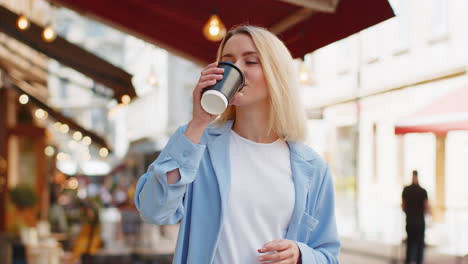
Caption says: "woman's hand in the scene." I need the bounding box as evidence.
[257,239,301,264]
[191,61,225,126]
[185,62,224,144]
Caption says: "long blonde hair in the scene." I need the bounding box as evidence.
[215,25,306,142]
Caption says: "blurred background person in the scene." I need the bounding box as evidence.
[402,170,431,264]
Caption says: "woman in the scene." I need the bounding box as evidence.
[135,25,340,263]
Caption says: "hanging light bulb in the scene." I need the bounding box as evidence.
[203,10,226,42]
[17,15,30,31]
[299,56,313,85]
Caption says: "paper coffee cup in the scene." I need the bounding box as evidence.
[201,61,245,115]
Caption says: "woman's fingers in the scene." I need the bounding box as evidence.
[257,239,300,263]
[196,79,217,91]
[199,74,223,83]
[201,67,224,76]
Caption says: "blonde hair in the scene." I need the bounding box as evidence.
[215,25,307,142]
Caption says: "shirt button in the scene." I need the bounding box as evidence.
[182,151,190,157]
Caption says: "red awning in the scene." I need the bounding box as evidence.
[394,85,468,135]
[50,0,394,65]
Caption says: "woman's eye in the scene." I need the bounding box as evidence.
[246,61,258,64]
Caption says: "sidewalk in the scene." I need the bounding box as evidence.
[340,237,468,264]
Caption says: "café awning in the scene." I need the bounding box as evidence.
[395,85,468,135]
[0,5,136,103]
[50,0,394,65]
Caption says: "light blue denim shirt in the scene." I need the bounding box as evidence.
[135,120,340,263]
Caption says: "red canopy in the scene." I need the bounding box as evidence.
[395,85,468,135]
[50,0,394,65]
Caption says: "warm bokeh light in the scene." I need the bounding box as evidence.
[67,177,79,189]
[44,146,55,157]
[54,122,62,130]
[59,124,69,133]
[203,14,226,42]
[121,94,131,105]
[73,131,83,141]
[82,136,92,146]
[99,147,109,158]
[17,15,30,31]
[42,25,57,42]
[35,109,48,120]
[19,94,29,104]
[299,60,313,85]
[57,152,69,161]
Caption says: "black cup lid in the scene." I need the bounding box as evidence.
[218,61,245,89]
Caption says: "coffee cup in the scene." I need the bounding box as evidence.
[201,61,245,115]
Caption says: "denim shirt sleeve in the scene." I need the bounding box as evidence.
[296,165,341,263]
[134,124,206,225]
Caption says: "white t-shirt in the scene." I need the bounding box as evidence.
[213,130,295,264]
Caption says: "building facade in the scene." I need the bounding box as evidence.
[302,0,468,253]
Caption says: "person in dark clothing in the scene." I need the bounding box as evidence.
[402,170,431,264]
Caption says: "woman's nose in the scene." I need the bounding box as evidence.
[233,61,246,75]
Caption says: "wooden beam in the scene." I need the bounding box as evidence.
[278,0,339,13]
[270,8,317,34]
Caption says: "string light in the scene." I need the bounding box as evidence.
[82,136,92,146]
[17,1,31,31]
[99,147,109,158]
[35,109,48,120]
[19,94,29,104]
[59,124,69,133]
[73,131,83,141]
[57,152,69,161]
[121,94,131,105]
[42,5,57,42]
[203,10,226,42]
[54,122,62,130]
[17,15,30,31]
[42,25,57,42]
[44,146,55,157]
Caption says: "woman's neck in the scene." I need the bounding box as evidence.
[232,101,279,143]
